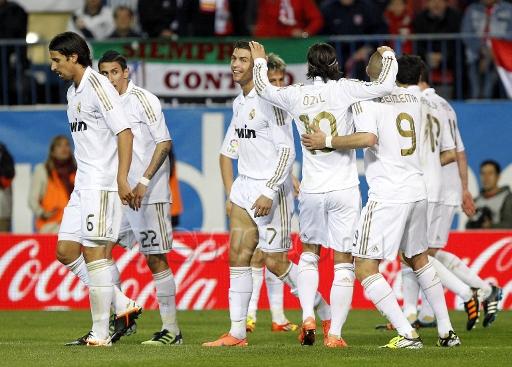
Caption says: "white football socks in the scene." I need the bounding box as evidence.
[247,267,264,321]
[362,273,415,339]
[266,269,287,324]
[106,259,134,315]
[329,263,354,337]
[414,261,453,337]
[87,259,114,341]
[401,264,419,322]
[153,268,179,335]
[297,252,319,321]
[434,250,492,298]
[228,267,252,340]
[418,290,435,322]
[65,254,90,286]
[281,260,330,321]
[430,256,473,302]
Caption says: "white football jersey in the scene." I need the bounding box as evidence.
[253,52,398,193]
[121,81,172,204]
[437,94,465,206]
[420,88,456,203]
[220,88,295,200]
[353,87,426,203]
[66,67,133,191]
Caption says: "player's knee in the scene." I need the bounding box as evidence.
[354,257,376,282]
[146,254,168,273]
[56,242,80,265]
[298,251,319,271]
[265,253,289,276]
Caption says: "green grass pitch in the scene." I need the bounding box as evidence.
[0,310,510,367]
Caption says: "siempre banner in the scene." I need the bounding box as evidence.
[90,38,321,97]
[0,232,510,311]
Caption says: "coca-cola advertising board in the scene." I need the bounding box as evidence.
[0,232,510,310]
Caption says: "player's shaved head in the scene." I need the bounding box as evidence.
[366,51,382,82]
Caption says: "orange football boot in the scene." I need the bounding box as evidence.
[202,333,248,347]
[298,317,316,346]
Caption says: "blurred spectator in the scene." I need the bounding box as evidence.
[384,0,413,54]
[68,0,115,40]
[168,147,183,228]
[107,0,139,11]
[181,0,250,36]
[0,142,14,232]
[138,0,180,38]
[413,0,461,94]
[0,0,29,105]
[253,0,324,38]
[461,0,512,99]
[466,160,512,229]
[320,0,387,79]
[109,6,141,38]
[29,136,76,233]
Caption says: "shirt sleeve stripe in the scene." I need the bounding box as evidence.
[272,106,286,126]
[89,75,113,111]
[376,57,392,84]
[266,147,290,189]
[255,63,266,94]
[132,89,158,123]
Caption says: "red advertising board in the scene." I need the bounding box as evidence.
[0,232,510,310]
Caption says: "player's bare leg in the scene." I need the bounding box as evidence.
[203,203,258,347]
[355,256,422,349]
[404,252,461,347]
[56,241,89,285]
[141,253,182,345]
[324,251,353,348]
[246,249,265,332]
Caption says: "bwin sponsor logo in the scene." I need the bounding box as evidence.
[235,125,256,138]
[70,120,88,132]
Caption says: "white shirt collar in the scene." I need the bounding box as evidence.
[75,66,92,94]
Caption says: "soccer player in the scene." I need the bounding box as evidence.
[49,32,135,346]
[219,53,330,334]
[302,54,461,348]
[203,40,300,347]
[251,41,397,347]
[98,51,182,345]
[407,64,503,330]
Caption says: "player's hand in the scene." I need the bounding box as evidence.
[225,198,233,217]
[118,180,135,209]
[292,175,300,198]
[251,195,273,218]
[131,183,147,211]
[249,41,267,61]
[301,125,327,151]
[377,46,394,56]
[462,189,476,217]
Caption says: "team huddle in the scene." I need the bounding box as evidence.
[48,31,502,349]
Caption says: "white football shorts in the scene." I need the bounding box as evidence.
[230,175,294,253]
[58,189,122,247]
[118,202,173,255]
[353,199,428,261]
[429,204,457,249]
[298,186,361,253]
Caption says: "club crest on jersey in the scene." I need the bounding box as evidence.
[249,109,256,120]
[235,125,256,139]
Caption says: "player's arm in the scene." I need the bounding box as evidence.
[341,47,398,102]
[302,101,378,150]
[97,82,134,206]
[254,122,295,218]
[131,94,172,209]
[250,42,299,113]
[440,149,456,166]
[219,118,238,217]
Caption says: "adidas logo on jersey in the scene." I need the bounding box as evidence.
[235,125,256,139]
[70,120,88,132]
